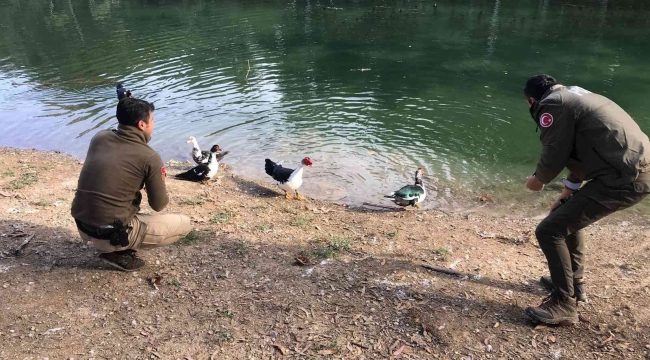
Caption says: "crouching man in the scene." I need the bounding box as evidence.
[71,97,192,271]
[523,74,650,325]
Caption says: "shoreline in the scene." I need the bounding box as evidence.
[1,147,649,359]
[2,144,648,224]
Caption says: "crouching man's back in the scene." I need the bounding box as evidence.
[72,97,191,271]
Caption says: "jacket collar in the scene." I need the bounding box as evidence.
[539,84,565,102]
[115,124,151,144]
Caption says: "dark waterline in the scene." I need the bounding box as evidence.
[1,0,650,210]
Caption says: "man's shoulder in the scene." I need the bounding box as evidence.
[91,128,116,141]
[91,129,161,163]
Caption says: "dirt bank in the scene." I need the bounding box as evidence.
[0,148,649,359]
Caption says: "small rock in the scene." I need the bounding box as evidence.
[2,283,9,288]
[485,344,493,352]
[28,282,34,285]
[131,320,137,327]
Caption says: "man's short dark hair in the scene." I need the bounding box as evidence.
[116,97,155,127]
[524,74,561,100]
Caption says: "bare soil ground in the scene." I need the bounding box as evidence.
[1,148,649,360]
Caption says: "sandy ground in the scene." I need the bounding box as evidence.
[0,147,649,360]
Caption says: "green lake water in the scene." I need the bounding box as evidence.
[1,0,650,213]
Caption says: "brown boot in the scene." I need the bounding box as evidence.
[525,292,578,326]
[99,250,145,272]
[540,276,587,302]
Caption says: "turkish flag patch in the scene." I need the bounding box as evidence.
[161,166,167,181]
[539,113,554,128]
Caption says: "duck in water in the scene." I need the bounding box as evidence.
[385,168,426,209]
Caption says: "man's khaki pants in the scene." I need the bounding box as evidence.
[535,175,648,300]
[78,214,192,253]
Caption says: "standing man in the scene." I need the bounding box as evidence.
[72,96,192,271]
[523,74,650,325]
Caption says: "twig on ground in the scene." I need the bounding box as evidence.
[362,202,402,210]
[14,233,34,256]
[421,263,462,276]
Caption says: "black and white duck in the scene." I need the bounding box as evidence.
[116,84,132,100]
[385,168,426,208]
[187,136,229,164]
[264,157,313,200]
[175,145,221,182]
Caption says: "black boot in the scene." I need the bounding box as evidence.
[99,250,145,272]
[525,292,578,326]
[540,276,587,302]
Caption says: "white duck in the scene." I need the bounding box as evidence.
[175,146,221,182]
[187,136,229,164]
[264,157,313,200]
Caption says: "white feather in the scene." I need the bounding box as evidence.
[206,152,219,179]
[277,164,304,193]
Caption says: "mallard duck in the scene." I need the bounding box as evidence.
[187,136,229,164]
[175,146,221,182]
[264,157,313,200]
[385,168,426,208]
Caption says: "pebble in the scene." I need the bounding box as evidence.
[2,283,8,288]
[28,282,34,285]
[131,320,137,327]
[486,344,493,352]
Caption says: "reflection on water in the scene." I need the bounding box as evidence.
[1,0,650,209]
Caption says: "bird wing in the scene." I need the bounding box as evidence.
[272,164,294,183]
[264,159,277,176]
[264,159,294,183]
[393,185,424,200]
[175,164,210,181]
[216,150,230,161]
[192,150,209,164]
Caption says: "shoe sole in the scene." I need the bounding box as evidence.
[525,309,578,326]
[99,257,143,272]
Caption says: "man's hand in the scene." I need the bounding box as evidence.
[550,187,575,213]
[525,175,545,191]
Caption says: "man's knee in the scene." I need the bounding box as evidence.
[177,215,192,236]
[535,220,566,245]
